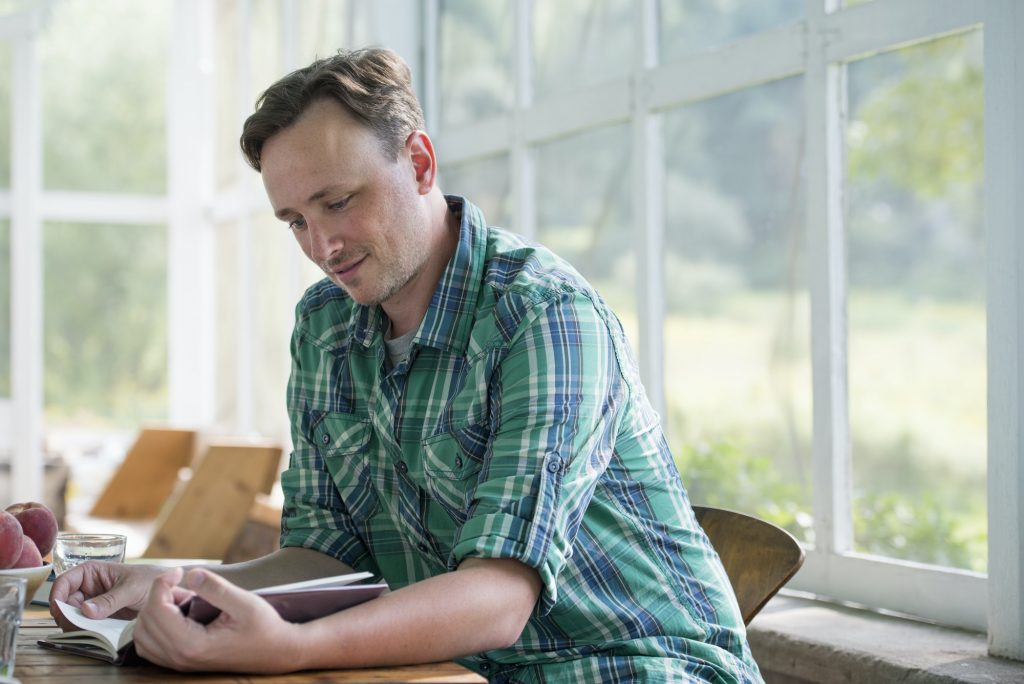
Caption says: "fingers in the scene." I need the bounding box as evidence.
[50,561,163,621]
[182,569,260,621]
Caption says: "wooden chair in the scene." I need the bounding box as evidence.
[89,428,198,519]
[142,441,282,560]
[692,505,805,625]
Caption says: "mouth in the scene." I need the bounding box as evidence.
[326,255,367,282]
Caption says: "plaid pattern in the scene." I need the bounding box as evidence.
[280,197,763,683]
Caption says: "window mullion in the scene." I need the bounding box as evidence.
[984,0,1024,661]
[511,0,534,239]
[631,0,663,414]
[10,16,44,503]
[805,0,852,556]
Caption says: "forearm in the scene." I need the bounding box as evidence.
[210,547,354,590]
[294,558,541,670]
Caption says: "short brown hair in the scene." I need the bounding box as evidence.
[239,47,425,171]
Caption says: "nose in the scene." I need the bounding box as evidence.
[305,217,344,263]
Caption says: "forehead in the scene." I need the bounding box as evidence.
[259,99,388,206]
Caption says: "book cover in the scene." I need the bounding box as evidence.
[38,571,386,664]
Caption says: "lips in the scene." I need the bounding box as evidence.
[328,255,367,282]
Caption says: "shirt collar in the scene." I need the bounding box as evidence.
[350,195,485,355]
[414,195,486,355]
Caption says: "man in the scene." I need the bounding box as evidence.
[52,48,763,682]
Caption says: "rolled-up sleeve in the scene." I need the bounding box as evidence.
[451,289,623,614]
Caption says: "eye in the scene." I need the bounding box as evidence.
[288,216,307,232]
[328,196,350,211]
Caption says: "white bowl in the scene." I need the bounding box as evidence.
[0,563,53,608]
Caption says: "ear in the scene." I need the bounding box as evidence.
[405,131,438,195]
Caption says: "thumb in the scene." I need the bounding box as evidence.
[183,569,259,620]
[82,588,131,620]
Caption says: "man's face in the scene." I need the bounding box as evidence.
[260,98,429,308]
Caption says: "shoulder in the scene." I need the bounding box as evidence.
[480,226,593,307]
[472,226,624,349]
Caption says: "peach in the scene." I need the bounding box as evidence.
[0,512,23,569]
[12,534,42,569]
[5,502,58,557]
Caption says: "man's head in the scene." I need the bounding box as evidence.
[240,47,425,170]
[249,49,456,331]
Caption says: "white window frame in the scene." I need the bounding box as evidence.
[424,0,1022,659]
[3,0,217,493]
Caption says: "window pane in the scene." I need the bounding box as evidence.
[252,213,293,443]
[0,41,10,188]
[440,155,512,231]
[250,0,283,113]
[439,0,513,128]
[215,0,242,190]
[40,0,169,193]
[0,220,8,396]
[533,0,632,100]
[663,77,811,544]
[535,125,637,352]
[297,0,373,62]
[214,221,239,430]
[43,223,167,426]
[847,31,985,571]
[659,0,803,63]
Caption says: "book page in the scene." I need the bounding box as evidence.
[255,571,374,595]
[53,600,135,652]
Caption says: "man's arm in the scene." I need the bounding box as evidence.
[131,556,542,673]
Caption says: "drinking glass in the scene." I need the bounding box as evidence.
[52,533,127,575]
[0,576,26,678]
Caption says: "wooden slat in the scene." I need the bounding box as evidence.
[89,428,198,519]
[142,443,282,560]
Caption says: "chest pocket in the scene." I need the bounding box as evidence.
[421,421,489,525]
[315,412,380,523]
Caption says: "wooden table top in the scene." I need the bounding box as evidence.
[14,617,486,683]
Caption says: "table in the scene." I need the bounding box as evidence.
[14,618,486,683]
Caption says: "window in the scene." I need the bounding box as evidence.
[428,0,1020,659]
[662,76,812,544]
[846,32,985,571]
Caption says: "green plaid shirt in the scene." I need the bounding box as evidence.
[280,197,763,683]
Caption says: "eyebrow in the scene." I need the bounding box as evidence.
[273,186,340,220]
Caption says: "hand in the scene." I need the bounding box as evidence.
[132,567,305,673]
[49,561,165,628]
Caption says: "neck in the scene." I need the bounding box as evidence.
[381,192,458,338]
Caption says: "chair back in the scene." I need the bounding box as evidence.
[692,505,805,624]
[89,428,197,519]
[142,441,282,560]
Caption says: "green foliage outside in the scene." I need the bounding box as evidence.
[672,426,986,571]
[664,30,986,572]
[39,0,169,193]
[673,435,812,542]
[42,223,168,427]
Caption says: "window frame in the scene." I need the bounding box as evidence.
[425,0,1020,658]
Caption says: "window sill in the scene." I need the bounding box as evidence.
[747,595,1024,684]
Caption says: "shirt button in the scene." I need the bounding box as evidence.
[479,662,491,673]
[417,542,429,553]
[454,456,463,469]
[321,434,330,445]
[395,461,408,474]
[546,457,562,474]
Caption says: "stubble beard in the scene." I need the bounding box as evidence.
[327,243,427,308]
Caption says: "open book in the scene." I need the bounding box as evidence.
[38,571,386,664]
